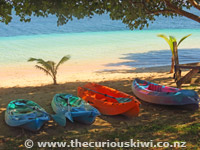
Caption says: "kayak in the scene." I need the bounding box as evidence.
[77,83,140,117]
[5,99,50,131]
[132,78,199,108]
[51,93,100,124]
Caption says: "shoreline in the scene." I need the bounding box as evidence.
[0,64,176,88]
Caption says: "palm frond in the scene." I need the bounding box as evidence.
[35,65,52,77]
[157,34,174,53]
[28,57,53,72]
[47,61,56,76]
[169,36,176,43]
[47,61,56,68]
[28,57,39,62]
[55,55,70,71]
[35,59,53,71]
[178,34,192,46]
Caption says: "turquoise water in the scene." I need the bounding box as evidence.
[0,12,199,68]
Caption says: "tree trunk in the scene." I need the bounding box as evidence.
[53,76,57,85]
[170,56,175,73]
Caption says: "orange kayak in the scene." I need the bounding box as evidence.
[77,83,140,117]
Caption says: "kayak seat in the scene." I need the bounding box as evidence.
[147,84,162,92]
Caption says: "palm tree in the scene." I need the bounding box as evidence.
[28,55,70,85]
[157,34,191,73]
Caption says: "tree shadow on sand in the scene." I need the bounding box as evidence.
[0,78,199,149]
[102,48,200,74]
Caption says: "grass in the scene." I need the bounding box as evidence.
[0,74,199,150]
[1,112,200,149]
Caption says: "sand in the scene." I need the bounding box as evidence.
[0,63,173,88]
[0,64,199,149]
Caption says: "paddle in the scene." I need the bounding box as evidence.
[81,87,132,103]
[14,101,66,127]
[58,95,73,122]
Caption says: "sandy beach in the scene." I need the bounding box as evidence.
[0,6,199,149]
[1,62,173,88]
[0,31,199,149]
[0,64,199,149]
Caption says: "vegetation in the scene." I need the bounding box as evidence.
[157,34,191,73]
[0,0,199,29]
[28,55,70,85]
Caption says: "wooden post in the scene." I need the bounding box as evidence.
[177,68,199,86]
[173,42,181,88]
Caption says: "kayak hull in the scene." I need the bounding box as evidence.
[132,78,199,108]
[5,99,50,131]
[77,83,140,117]
[20,119,48,131]
[51,93,100,124]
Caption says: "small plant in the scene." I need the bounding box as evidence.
[157,34,191,73]
[28,55,70,85]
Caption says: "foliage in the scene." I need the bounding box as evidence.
[0,0,200,30]
[157,34,191,73]
[157,34,192,55]
[28,55,70,85]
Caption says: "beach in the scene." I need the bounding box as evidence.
[0,10,200,149]
[0,65,199,149]
[0,60,167,87]
[0,14,199,88]
[0,62,189,88]
[0,29,199,88]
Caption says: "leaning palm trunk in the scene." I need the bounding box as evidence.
[170,56,175,73]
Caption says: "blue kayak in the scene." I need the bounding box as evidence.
[51,93,100,124]
[132,78,199,109]
[5,99,50,131]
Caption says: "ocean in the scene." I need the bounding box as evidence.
[0,10,199,69]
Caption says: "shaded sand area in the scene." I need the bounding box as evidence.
[0,66,199,149]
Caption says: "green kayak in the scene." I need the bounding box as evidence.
[51,93,100,124]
